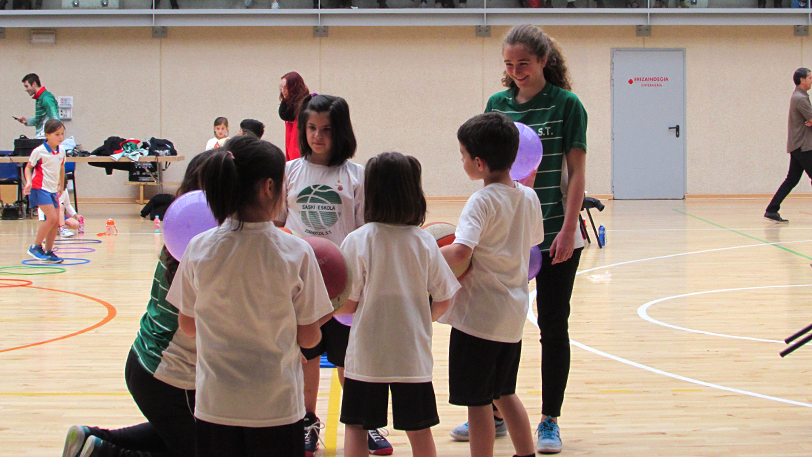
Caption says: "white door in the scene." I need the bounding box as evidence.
[612,48,686,200]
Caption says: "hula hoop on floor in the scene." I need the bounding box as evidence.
[52,247,96,255]
[22,258,90,267]
[52,239,102,245]
[0,279,34,287]
[0,266,66,275]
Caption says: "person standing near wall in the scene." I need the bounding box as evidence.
[15,73,60,139]
[278,72,310,161]
[764,68,812,223]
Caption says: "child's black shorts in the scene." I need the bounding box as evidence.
[340,378,439,431]
[300,317,350,367]
[448,327,522,407]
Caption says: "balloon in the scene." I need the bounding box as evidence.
[163,190,218,260]
[528,245,542,281]
[510,122,543,181]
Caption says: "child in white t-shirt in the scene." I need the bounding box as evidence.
[168,136,333,457]
[440,113,545,457]
[337,152,460,457]
[23,119,66,263]
[38,176,82,238]
[204,117,229,150]
[274,94,384,455]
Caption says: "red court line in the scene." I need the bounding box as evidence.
[0,286,117,353]
[802,211,812,216]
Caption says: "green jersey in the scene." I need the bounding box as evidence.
[27,88,60,138]
[485,83,588,251]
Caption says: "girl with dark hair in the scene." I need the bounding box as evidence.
[171,136,333,457]
[205,117,229,151]
[278,72,310,161]
[61,150,215,457]
[449,24,588,455]
[337,152,459,457]
[276,94,393,456]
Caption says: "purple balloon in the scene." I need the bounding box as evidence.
[510,122,543,181]
[163,190,218,260]
[528,245,542,281]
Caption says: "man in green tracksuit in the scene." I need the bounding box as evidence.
[15,73,59,139]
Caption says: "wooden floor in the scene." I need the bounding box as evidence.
[2,198,812,456]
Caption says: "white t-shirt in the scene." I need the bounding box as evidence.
[37,189,76,221]
[439,183,545,344]
[205,137,229,151]
[278,158,365,247]
[166,219,333,428]
[28,143,65,193]
[341,223,460,383]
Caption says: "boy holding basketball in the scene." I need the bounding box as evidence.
[440,112,545,457]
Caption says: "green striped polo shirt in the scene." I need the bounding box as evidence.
[485,83,588,251]
[131,256,196,389]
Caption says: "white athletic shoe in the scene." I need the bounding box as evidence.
[60,226,75,237]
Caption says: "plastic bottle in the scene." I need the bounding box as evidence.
[271,1,280,7]
[105,218,118,236]
[78,216,84,234]
[598,224,606,246]
[154,215,161,232]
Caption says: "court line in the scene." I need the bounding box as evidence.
[0,286,117,353]
[637,285,812,344]
[673,209,812,261]
[527,291,812,408]
[324,369,342,457]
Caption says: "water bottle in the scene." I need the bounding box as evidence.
[271,1,280,7]
[78,216,84,234]
[154,215,161,232]
[105,218,118,235]
[598,224,606,246]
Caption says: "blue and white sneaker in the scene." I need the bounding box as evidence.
[62,425,89,457]
[536,416,562,454]
[367,428,393,455]
[44,250,64,263]
[449,417,508,441]
[27,244,49,261]
[79,436,104,457]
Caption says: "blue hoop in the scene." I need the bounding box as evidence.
[22,258,91,266]
[52,239,102,245]
[52,247,96,255]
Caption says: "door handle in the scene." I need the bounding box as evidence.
[668,125,680,138]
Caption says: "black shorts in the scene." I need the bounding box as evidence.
[300,317,350,367]
[196,419,304,457]
[448,328,522,407]
[340,378,439,431]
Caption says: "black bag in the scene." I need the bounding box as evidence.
[129,162,157,182]
[1,202,25,220]
[12,135,45,156]
[148,137,177,156]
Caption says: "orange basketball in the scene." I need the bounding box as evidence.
[303,236,352,311]
[422,222,471,279]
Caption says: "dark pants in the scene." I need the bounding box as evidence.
[766,148,812,213]
[196,419,305,457]
[86,350,196,457]
[535,247,582,418]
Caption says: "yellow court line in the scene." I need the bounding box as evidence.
[324,369,342,457]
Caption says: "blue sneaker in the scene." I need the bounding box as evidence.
[536,417,562,454]
[79,436,104,457]
[62,425,89,457]
[449,417,508,441]
[303,412,323,457]
[44,250,64,263]
[27,245,48,261]
[367,428,393,455]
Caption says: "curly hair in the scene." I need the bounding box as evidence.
[501,25,572,92]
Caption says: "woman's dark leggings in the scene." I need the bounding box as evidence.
[535,247,582,418]
[85,349,196,457]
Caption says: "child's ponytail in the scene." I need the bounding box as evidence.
[200,136,286,227]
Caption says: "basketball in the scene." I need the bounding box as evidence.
[303,236,352,311]
[422,222,471,278]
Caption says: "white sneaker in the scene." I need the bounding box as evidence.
[59,227,75,237]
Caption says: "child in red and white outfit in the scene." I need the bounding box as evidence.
[24,119,66,263]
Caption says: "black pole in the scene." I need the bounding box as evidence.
[785,322,812,344]
[781,332,812,357]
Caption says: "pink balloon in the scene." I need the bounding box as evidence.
[163,190,218,260]
[511,122,543,181]
[528,245,542,281]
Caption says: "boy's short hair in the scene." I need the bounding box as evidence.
[457,113,519,172]
[22,73,40,87]
[239,119,265,139]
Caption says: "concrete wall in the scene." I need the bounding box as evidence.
[0,25,807,200]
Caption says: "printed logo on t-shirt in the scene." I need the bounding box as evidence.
[296,185,342,236]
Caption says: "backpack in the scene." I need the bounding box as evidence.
[148,137,177,156]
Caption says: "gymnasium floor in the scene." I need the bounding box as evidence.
[1,198,811,456]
